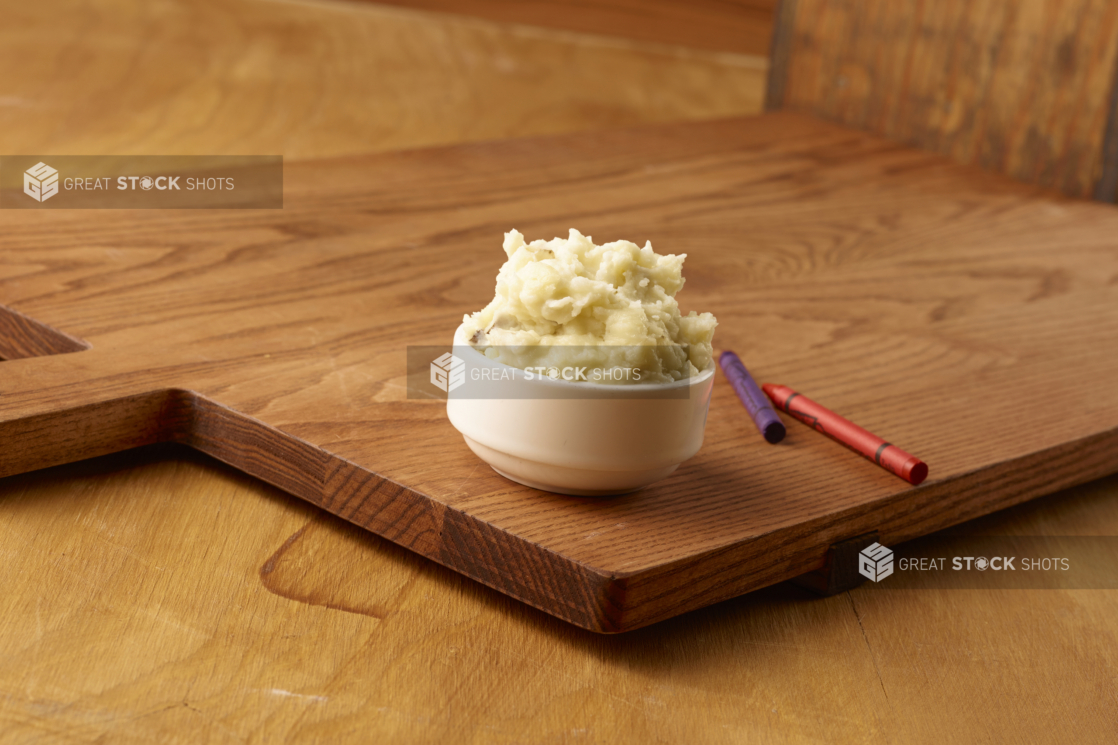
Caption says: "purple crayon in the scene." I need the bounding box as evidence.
[719,351,785,444]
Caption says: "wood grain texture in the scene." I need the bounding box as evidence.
[0,305,89,360]
[2,1,1115,738]
[768,0,1118,199]
[3,112,1118,632]
[1,446,1115,743]
[357,0,778,55]
[764,0,798,111]
[0,0,767,160]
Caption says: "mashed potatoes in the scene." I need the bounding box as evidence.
[461,229,717,384]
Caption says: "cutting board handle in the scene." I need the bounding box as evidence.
[0,304,195,478]
[0,375,188,480]
[0,346,331,508]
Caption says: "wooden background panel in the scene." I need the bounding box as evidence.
[0,0,767,160]
[770,0,1118,199]
[358,0,779,55]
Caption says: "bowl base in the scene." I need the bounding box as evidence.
[462,436,678,497]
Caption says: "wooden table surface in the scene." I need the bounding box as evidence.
[1,1,1115,742]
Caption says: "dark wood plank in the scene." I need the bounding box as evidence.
[764,0,797,109]
[769,0,1118,199]
[1,112,1117,632]
[1094,66,1118,201]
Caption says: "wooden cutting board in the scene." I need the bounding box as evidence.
[2,112,1116,632]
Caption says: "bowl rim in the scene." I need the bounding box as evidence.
[452,322,715,392]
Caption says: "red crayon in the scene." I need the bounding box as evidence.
[762,384,928,486]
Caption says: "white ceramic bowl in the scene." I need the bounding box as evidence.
[445,324,715,495]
